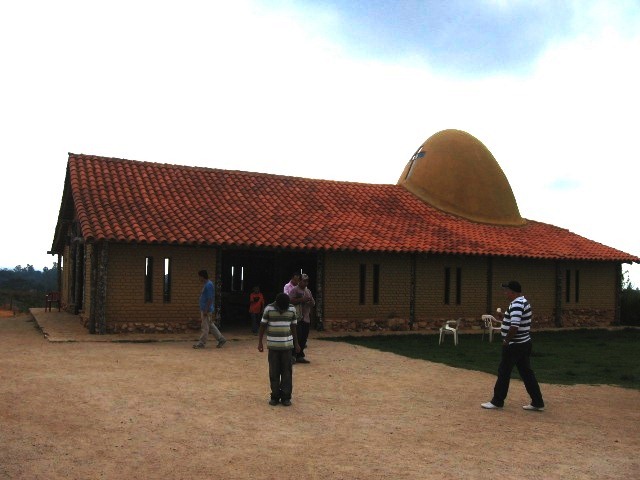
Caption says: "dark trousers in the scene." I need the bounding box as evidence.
[491,341,544,408]
[268,349,293,401]
[250,313,260,333]
[296,321,310,359]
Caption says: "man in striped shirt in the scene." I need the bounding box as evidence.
[258,293,300,406]
[481,281,545,411]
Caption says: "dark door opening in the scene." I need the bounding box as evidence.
[219,249,317,331]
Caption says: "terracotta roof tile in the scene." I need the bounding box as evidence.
[64,153,639,263]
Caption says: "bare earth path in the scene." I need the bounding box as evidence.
[1,313,638,479]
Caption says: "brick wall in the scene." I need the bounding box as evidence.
[322,252,619,332]
[492,257,557,321]
[415,254,486,328]
[64,242,620,333]
[559,261,616,307]
[492,258,617,327]
[103,244,217,333]
[323,252,411,330]
[557,261,617,326]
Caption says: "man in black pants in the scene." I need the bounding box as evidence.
[290,274,315,364]
[481,281,545,411]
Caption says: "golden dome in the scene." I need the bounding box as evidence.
[398,129,524,226]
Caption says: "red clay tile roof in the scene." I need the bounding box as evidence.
[62,153,639,263]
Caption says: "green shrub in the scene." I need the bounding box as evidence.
[621,286,640,326]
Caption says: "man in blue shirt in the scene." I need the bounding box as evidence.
[193,270,226,349]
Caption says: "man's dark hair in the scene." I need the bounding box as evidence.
[275,293,290,312]
[291,272,301,279]
[198,270,209,279]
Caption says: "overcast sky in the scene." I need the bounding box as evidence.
[1,0,638,285]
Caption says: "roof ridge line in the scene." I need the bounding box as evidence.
[67,153,395,186]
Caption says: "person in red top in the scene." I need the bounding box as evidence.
[249,285,265,334]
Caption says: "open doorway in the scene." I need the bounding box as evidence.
[219,249,317,331]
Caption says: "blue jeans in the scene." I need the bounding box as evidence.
[491,341,544,408]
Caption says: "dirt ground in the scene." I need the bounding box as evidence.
[1,313,639,480]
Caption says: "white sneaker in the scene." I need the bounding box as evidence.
[481,402,502,409]
[522,404,544,411]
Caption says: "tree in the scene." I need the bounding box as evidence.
[0,263,59,312]
[621,270,640,326]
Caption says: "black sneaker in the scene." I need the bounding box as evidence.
[281,399,291,406]
[296,358,310,364]
[268,399,279,406]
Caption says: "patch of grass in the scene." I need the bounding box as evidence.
[321,328,640,389]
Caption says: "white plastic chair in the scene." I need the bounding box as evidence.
[439,318,461,346]
[482,315,502,342]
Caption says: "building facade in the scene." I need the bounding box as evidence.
[50,130,638,333]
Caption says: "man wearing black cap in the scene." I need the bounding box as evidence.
[481,281,545,411]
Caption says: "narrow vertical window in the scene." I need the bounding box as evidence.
[566,269,571,303]
[145,256,153,303]
[373,264,380,305]
[231,266,237,292]
[444,267,451,305]
[231,266,245,292]
[359,264,366,305]
[455,267,462,305]
[575,270,580,303]
[163,257,171,303]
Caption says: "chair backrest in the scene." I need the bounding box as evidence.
[447,318,462,328]
[47,292,60,302]
[482,315,499,328]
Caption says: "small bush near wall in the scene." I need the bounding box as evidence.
[621,286,640,326]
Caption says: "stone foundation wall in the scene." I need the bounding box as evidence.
[76,307,617,334]
[322,309,616,333]
[76,306,616,334]
[80,315,202,334]
[323,317,467,333]
[555,309,615,328]
[107,320,201,334]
